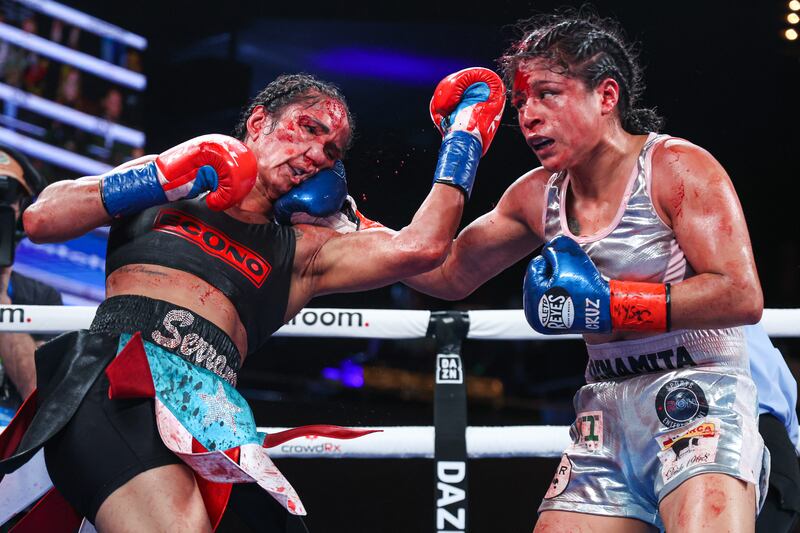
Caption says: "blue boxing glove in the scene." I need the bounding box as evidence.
[524,236,669,334]
[273,160,347,225]
[429,68,506,198]
[523,236,611,334]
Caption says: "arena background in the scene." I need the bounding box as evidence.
[1,0,799,531]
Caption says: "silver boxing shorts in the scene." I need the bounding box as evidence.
[539,329,770,529]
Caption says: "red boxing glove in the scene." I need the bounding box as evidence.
[429,67,506,156]
[156,134,257,210]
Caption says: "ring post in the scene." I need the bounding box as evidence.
[428,311,470,533]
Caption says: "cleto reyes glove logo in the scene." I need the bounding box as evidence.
[154,209,271,287]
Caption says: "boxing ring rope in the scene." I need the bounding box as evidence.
[1,305,798,531]
[1,304,797,459]
[1,305,798,337]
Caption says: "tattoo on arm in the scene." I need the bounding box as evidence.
[568,216,581,235]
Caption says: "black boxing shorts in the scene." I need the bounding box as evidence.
[42,295,240,522]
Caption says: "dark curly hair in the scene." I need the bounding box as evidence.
[499,8,663,134]
[233,73,355,152]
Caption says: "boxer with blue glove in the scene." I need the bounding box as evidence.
[10,71,510,532]
[523,236,669,334]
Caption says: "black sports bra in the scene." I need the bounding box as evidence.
[105,199,296,355]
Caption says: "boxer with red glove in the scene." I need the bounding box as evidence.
[429,67,505,198]
[101,134,256,217]
[524,236,670,334]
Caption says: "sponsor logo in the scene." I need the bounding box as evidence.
[154,209,271,287]
[586,346,697,381]
[0,306,28,323]
[436,354,463,384]
[544,454,572,499]
[655,418,721,484]
[659,421,716,456]
[286,309,366,328]
[538,287,574,329]
[279,440,343,455]
[655,378,709,429]
[570,411,603,451]
[436,461,466,533]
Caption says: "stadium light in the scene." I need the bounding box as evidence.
[786,28,799,40]
[789,13,800,24]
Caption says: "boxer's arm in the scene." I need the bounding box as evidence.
[23,175,120,244]
[23,154,158,243]
[404,172,546,299]
[652,139,762,329]
[302,183,465,296]
[25,135,256,243]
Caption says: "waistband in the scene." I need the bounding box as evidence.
[584,327,746,383]
[90,295,241,385]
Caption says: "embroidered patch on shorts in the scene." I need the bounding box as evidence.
[655,417,721,484]
[570,410,604,452]
[654,378,709,429]
[544,454,573,499]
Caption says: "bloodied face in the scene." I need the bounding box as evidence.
[511,58,617,172]
[245,95,351,203]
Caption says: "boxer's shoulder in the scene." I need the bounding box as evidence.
[498,166,551,225]
[651,137,716,178]
[650,136,732,224]
[290,223,338,269]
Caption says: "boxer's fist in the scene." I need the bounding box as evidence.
[524,236,669,335]
[290,195,384,234]
[275,161,383,233]
[273,161,348,225]
[430,67,506,155]
[429,68,505,198]
[524,236,612,334]
[101,135,256,217]
[156,134,257,210]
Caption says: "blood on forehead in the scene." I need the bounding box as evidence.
[513,69,531,94]
[513,60,571,95]
[321,98,347,130]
